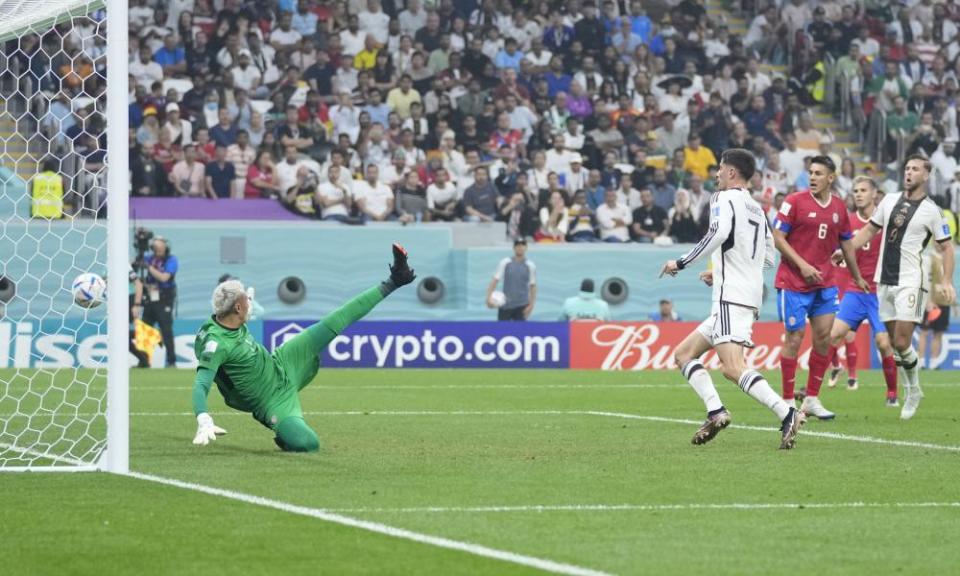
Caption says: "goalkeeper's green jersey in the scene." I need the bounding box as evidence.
[193,317,281,417]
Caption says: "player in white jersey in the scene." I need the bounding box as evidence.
[660,149,805,449]
[850,155,956,419]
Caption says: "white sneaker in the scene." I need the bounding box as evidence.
[901,384,924,420]
[801,396,836,420]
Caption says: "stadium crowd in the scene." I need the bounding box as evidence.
[6,0,960,243]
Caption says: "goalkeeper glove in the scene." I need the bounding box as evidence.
[389,243,416,287]
[192,413,227,446]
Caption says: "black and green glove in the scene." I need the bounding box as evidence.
[381,243,416,295]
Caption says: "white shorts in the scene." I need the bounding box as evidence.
[877,284,927,324]
[695,303,758,348]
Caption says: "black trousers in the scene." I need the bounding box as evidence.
[142,291,176,366]
[498,306,526,321]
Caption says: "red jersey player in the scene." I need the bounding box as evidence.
[827,177,899,405]
[772,155,869,420]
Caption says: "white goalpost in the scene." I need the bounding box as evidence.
[0,0,128,472]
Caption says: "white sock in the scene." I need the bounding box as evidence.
[894,350,909,388]
[899,347,921,388]
[681,360,723,413]
[739,370,791,420]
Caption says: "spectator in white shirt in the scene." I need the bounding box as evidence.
[507,9,542,51]
[852,27,880,61]
[216,32,243,72]
[161,102,193,146]
[340,14,366,57]
[572,56,604,97]
[275,145,307,195]
[745,58,771,97]
[226,130,257,197]
[329,92,362,144]
[313,155,350,198]
[358,0,391,46]
[439,130,467,179]
[230,51,262,93]
[353,164,395,221]
[561,118,585,151]
[317,164,353,222]
[524,37,553,74]
[563,154,589,196]
[129,0,154,29]
[427,167,459,221]
[271,12,303,54]
[616,176,641,209]
[130,45,163,91]
[545,138,575,174]
[596,188,633,242]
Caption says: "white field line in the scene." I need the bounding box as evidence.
[583,410,960,453]
[326,501,960,514]
[127,471,611,576]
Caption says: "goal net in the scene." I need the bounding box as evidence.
[0,0,128,471]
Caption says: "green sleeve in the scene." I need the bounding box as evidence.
[307,285,386,350]
[192,367,216,415]
[194,334,227,415]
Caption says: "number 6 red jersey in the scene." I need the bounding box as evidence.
[773,190,853,293]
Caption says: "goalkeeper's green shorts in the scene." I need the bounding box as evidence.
[257,322,328,429]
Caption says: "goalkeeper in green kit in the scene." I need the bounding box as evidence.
[191,244,416,451]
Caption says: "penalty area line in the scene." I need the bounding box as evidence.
[126,471,612,576]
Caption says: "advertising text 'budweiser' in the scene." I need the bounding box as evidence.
[569,322,872,371]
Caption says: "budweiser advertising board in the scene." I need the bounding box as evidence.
[569,321,873,371]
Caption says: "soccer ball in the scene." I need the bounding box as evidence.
[489,290,507,308]
[72,273,106,309]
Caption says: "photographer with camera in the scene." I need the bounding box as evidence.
[136,230,179,367]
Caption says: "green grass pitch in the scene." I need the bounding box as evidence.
[2,368,960,575]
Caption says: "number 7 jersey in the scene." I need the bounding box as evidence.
[677,188,775,310]
[773,190,852,292]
